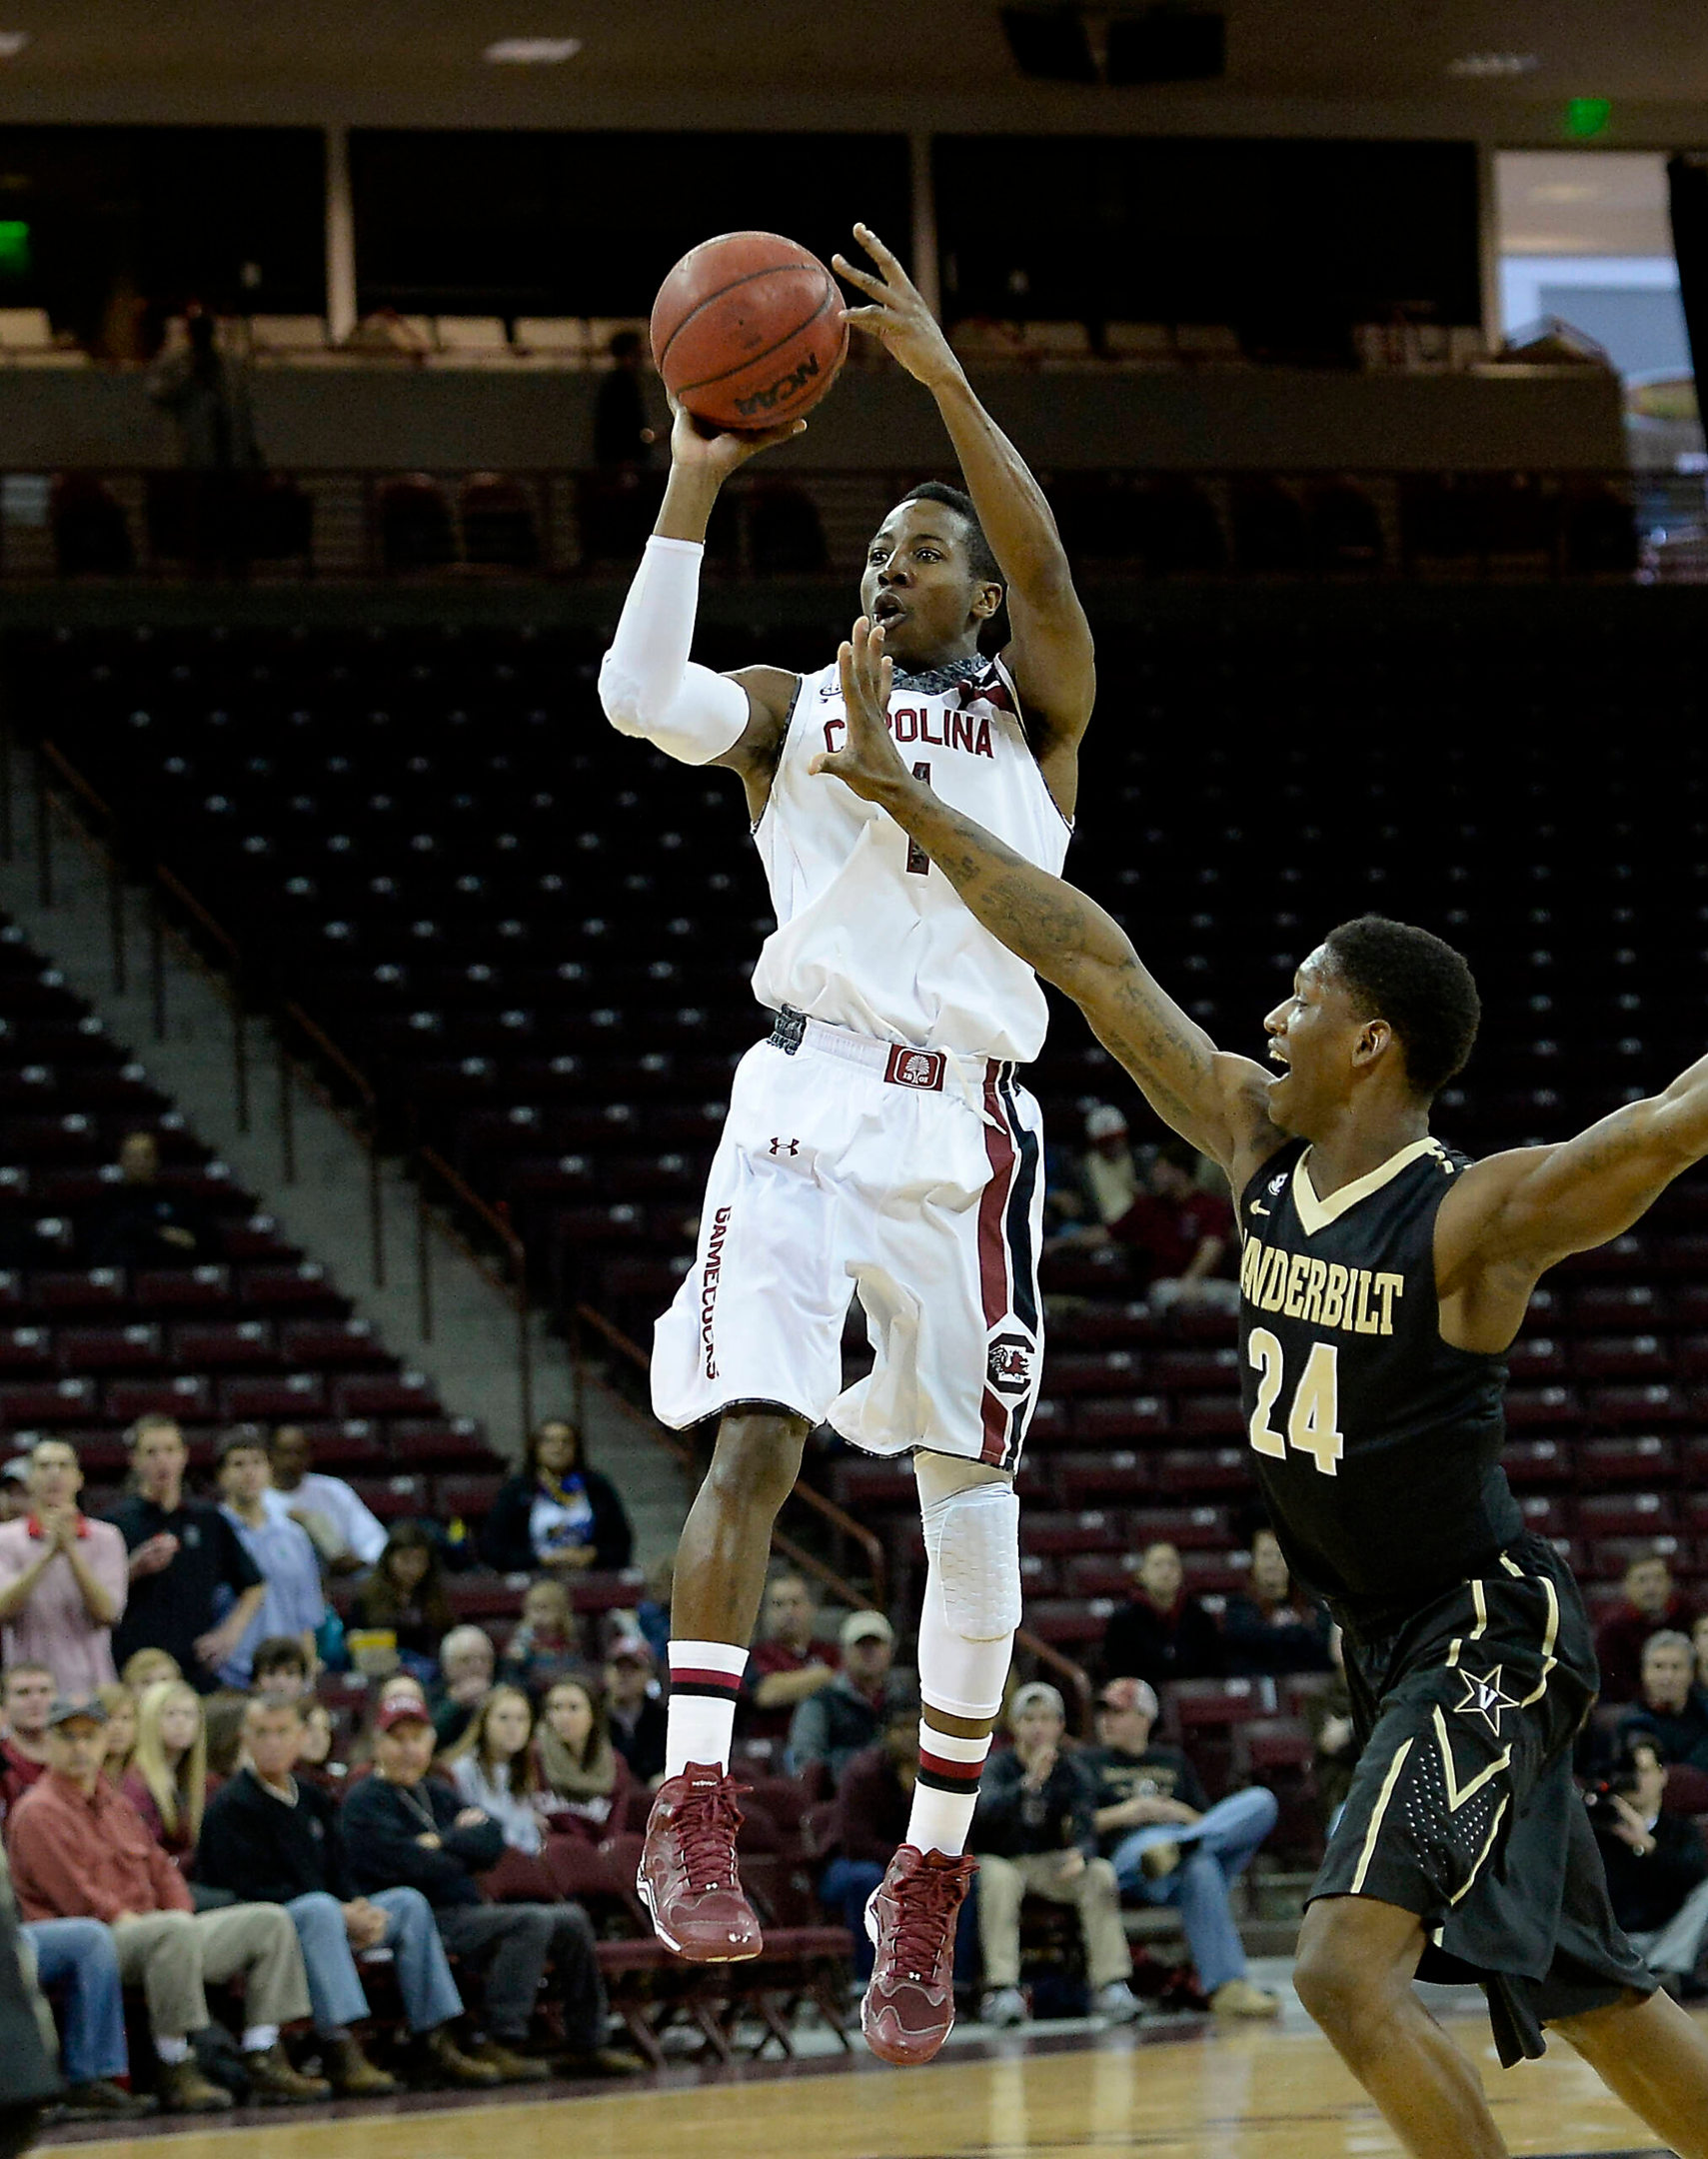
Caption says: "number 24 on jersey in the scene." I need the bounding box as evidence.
[1247,1330,1344,1476]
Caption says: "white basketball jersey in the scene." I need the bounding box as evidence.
[749,653,1071,1061]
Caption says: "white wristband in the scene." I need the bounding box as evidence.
[598,535,750,767]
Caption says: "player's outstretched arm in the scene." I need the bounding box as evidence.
[834,228,1095,777]
[812,619,1279,1181]
[1440,1050,1708,1347]
[597,400,803,816]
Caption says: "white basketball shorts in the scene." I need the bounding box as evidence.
[651,1019,1045,1467]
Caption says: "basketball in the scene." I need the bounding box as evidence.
[650,230,848,434]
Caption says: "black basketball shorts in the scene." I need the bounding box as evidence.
[1313,1532,1656,2065]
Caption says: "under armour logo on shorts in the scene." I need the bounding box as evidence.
[884,1046,945,1092]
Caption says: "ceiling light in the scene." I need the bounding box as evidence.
[484,37,582,63]
[1448,52,1538,78]
[0,32,30,58]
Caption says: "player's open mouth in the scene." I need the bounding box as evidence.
[1267,1043,1289,1068]
[871,597,906,626]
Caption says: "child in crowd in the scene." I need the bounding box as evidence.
[442,1684,544,1854]
[501,1578,582,1698]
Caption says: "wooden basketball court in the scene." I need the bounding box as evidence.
[42,2004,1691,2159]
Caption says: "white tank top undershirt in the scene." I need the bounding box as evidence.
[749,653,1071,1062]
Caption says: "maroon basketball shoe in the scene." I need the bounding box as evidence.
[861,1844,976,2066]
[636,1762,763,1962]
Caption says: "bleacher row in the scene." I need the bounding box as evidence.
[12,610,1708,1664]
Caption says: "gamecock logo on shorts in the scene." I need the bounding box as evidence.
[883,1045,945,1092]
[986,1331,1035,1397]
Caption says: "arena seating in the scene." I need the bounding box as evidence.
[0,894,507,1529]
[11,600,1708,1690]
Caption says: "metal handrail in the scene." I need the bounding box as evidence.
[576,1299,889,1610]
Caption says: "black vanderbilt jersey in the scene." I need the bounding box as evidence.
[1237,1135,1521,1636]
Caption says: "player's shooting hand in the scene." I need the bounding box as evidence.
[833,225,959,391]
[666,395,805,482]
[809,616,914,807]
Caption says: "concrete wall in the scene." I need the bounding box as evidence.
[0,361,1626,473]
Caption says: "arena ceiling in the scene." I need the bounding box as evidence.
[0,1,1701,129]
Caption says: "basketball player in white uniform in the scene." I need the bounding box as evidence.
[598,227,1100,2063]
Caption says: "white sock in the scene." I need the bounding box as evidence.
[155,2037,190,2066]
[243,2025,279,2054]
[665,1638,749,1778]
[905,1721,991,1857]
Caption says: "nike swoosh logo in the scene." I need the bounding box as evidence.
[1249,1202,1270,1216]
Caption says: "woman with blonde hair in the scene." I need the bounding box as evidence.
[122,1678,214,1863]
[441,1685,544,1855]
[95,1682,137,1782]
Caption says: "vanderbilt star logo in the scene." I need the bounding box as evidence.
[1453,1665,1520,1738]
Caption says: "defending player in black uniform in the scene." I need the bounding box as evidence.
[816,617,1708,2159]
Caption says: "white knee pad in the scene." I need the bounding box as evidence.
[920,1477,1021,1640]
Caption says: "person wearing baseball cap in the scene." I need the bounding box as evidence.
[789,1611,912,1786]
[604,1631,667,1785]
[1083,1679,1278,2018]
[340,1699,640,2079]
[1080,1104,1137,1225]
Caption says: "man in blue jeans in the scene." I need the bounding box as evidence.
[194,1696,501,2092]
[1,1849,150,2120]
[1082,1677,1279,2019]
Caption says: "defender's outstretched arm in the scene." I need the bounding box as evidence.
[813,619,1277,1181]
[1442,1052,1708,1318]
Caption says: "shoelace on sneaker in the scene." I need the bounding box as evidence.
[674,1778,749,1893]
[886,1861,970,1982]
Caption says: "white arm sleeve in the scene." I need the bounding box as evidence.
[597,535,751,766]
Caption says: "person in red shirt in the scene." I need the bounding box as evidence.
[0,1664,54,1814]
[819,1697,919,1978]
[743,1571,840,1749]
[8,1697,325,2109]
[1596,1551,1697,1707]
[1110,1139,1237,1316]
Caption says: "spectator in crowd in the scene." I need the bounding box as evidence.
[744,1570,839,1747]
[1590,1738,1708,2000]
[196,1695,499,2091]
[81,1130,209,1269]
[351,1523,453,1675]
[972,1682,1141,2028]
[1083,1677,1279,2018]
[500,1578,581,1699]
[634,1556,671,1665]
[0,1439,128,1694]
[120,1646,180,1693]
[483,1419,633,1579]
[202,1693,249,1783]
[9,1695,325,2108]
[1118,1140,1238,1315]
[593,329,658,471]
[1304,1627,1356,1828]
[341,1699,639,2079]
[604,1632,667,1786]
[432,1625,496,1750]
[215,1430,325,1689]
[0,1459,28,1526]
[107,1416,265,1694]
[123,1679,213,1866]
[534,1677,633,1841]
[146,309,261,475]
[1596,1550,1697,1706]
[1619,1632,1708,1774]
[265,1427,386,1576]
[95,1683,137,1783]
[442,1686,544,1856]
[0,1665,54,1812]
[1102,1542,1223,1687]
[1220,1528,1332,1678]
[1078,1103,1140,1227]
[294,1702,341,1790]
[820,1694,919,1979]
[1696,1611,1708,1694]
[790,1612,914,1786]
[3,1836,151,2120]
[251,1635,313,1702]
